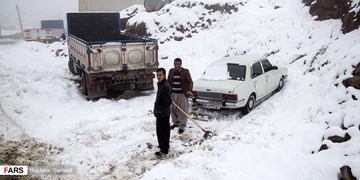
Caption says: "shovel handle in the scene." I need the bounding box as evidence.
[172,101,206,132]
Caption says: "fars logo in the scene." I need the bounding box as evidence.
[0,166,28,175]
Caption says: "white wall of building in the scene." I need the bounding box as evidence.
[79,0,144,12]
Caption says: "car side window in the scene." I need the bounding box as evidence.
[261,59,273,73]
[252,62,263,78]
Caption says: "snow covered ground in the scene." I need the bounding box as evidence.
[0,30,20,36]
[1,0,359,179]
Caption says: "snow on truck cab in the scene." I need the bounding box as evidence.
[66,12,159,99]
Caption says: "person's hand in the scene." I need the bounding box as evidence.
[154,109,161,117]
[186,91,193,96]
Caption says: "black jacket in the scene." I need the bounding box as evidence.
[154,78,172,118]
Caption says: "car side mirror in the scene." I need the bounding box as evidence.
[272,66,278,70]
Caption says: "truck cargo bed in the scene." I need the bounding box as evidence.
[67,12,159,99]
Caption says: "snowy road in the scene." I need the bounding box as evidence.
[1,40,358,179]
[0,102,25,139]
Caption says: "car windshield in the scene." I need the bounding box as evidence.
[201,62,246,81]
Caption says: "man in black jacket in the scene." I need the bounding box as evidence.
[153,68,172,156]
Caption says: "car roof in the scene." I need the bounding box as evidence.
[211,55,266,66]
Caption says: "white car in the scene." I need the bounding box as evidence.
[190,55,287,114]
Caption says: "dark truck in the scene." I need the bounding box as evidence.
[67,13,159,98]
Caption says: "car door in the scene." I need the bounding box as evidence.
[261,59,278,93]
[251,61,267,99]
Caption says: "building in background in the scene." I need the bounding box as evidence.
[79,0,144,12]
[0,24,21,38]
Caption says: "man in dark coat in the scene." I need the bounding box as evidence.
[154,68,172,156]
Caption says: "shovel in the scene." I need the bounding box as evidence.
[172,101,214,139]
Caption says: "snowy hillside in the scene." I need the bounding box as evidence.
[1,0,359,179]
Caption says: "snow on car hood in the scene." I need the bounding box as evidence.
[193,79,244,94]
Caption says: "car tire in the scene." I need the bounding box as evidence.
[242,94,255,114]
[276,77,284,92]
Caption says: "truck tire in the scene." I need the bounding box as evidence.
[68,59,79,75]
[81,72,88,95]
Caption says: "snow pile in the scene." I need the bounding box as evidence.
[350,0,360,13]
[127,0,241,43]
[0,0,360,179]
[120,4,145,19]
[304,30,360,176]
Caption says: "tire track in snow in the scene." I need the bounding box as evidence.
[0,66,26,140]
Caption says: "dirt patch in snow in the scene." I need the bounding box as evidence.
[303,0,360,33]
[0,135,65,179]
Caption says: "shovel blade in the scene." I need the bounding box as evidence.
[203,131,214,139]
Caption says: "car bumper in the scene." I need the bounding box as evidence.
[191,98,246,109]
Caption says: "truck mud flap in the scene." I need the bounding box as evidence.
[83,73,107,99]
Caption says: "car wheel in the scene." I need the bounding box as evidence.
[276,77,284,92]
[242,94,255,114]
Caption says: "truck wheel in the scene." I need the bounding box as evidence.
[276,77,284,92]
[81,72,88,95]
[242,94,255,114]
[68,59,78,75]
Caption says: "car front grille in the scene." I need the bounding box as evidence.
[197,91,222,100]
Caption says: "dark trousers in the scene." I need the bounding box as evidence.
[156,116,170,153]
